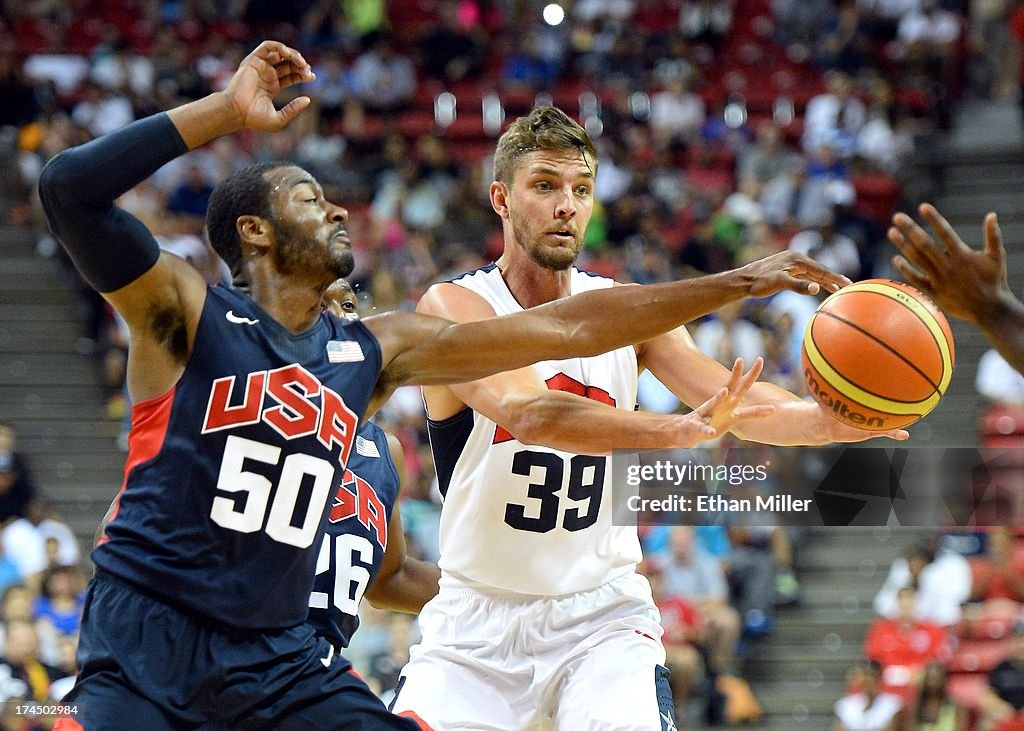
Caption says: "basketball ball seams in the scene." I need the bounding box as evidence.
[823,288,946,378]
[831,282,954,393]
[815,310,941,396]
[801,279,954,430]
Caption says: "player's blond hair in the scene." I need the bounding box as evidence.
[493,106,598,185]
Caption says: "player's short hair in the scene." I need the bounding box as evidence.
[493,106,597,185]
[326,278,354,295]
[206,161,292,275]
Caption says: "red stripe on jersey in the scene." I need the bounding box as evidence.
[491,372,616,444]
[97,387,176,545]
[53,717,84,731]
[397,711,436,730]
[493,424,516,444]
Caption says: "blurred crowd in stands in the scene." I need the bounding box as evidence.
[2,0,1024,727]
[0,424,84,729]
[828,528,1024,731]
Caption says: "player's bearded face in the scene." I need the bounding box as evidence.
[274,215,354,280]
[509,204,581,271]
[506,150,593,271]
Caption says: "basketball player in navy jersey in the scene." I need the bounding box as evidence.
[86,277,437,721]
[39,41,854,730]
[390,107,912,730]
[889,203,1024,375]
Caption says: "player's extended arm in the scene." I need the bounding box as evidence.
[363,433,440,613]
[368,250,851,393]
[639,327,909,445]
[39,40,312,312]
[38,41,315,399]
[416,283,773,453]
[890,203,1024,375]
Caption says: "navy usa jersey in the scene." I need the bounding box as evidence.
[94,285,382,629]
[307,421,400,648]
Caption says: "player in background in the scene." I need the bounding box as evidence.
[307,279,439,655]
[390,106,911,731]
[889,203,1024,374]
[40,42,847,730]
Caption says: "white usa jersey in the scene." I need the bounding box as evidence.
[427,264,643,595]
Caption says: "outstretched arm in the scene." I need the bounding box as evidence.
[363,433,440,613]
[38,40,315,401]
[368,251,852,391]
[889,203,1024,374]
[639,326,908,445]
[414,282,772,454]
[39,40,313,306]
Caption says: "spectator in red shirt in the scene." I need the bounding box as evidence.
[973,527,1024,605]
[864,587,950,701]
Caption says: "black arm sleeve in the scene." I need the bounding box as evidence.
[38,112,189,293]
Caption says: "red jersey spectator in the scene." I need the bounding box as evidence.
[974,527,1024,604]
[864,587,950,701]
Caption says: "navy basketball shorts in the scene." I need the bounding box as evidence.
[53,571,428,730]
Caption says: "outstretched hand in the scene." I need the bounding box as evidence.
[738,251,852,298]
[888,203,1011,326]
[223,41,316,132]
[671,357,776,447]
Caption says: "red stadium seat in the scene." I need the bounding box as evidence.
[395,110,437,138]
[14,18,56,54]
[981,406,1024,440]
[959,612,1018,640]
[948,638,1014,673]
[853,172,902,224]
[444,115,488,141]
[499,88,537,114]
[447,141,493,165]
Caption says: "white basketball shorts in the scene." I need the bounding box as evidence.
[389,571,678,731]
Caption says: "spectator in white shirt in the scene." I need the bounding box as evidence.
[694,300,767,368]
[873,544,972,627]
[789,210,862,280]
[649,77,706,146]
[803,71,867,157]
[897,0,962,81]
[834,661,904,731]
[350,34,416,112]
[976,348,1024,405]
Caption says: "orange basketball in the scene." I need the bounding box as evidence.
[801,279,955,431]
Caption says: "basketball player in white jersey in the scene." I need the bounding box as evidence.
[389,107,909,731]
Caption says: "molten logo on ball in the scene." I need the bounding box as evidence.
[804,368,886,428]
